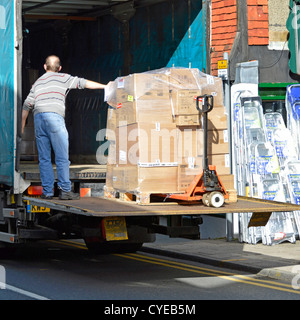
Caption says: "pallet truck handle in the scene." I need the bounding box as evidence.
[196,95,214,114]
[196,94,214,173]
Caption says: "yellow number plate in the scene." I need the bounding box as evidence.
[103,217,128,241]
[26,201,50,213]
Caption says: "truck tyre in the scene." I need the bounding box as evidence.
[0,242,16,259]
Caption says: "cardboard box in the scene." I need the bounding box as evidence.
[205,106,228,130]
[176,127,229,159]
[106,107,117,141]
[116,88,170,102]
[177,157,233,192]
[112,166,138,191]
[175,105,227,129]
[178,163,203,191]
[175,114,200,126]
[170,89,202,115]
[105,164,114,188]
[138,166,178,193]
[107,70,224,109]
[107,141,117,165]
[116,99,173,125]
[218,174,235,190]
[136,100,173,123]
[105,68,228,195]
[198,76,224,106]
[199,129,229,155]
[168,69,224,106]
[208,154,231,175]
[112,165,178,193]
[112,73,170,101]
[116,101,136,125]
[176,126,202,159]
[168,68,201,89]
[115,122,178,166]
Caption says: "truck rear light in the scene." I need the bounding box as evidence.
[27,186,43,196]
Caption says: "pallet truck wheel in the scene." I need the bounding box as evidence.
[202,193,210,206]
[208,191,224,208]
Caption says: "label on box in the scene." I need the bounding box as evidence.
[127,95,133,102]
[225,154,230,167]
[155,122,160,131]
[117,78,125,88]
[223,130,228,143]
[138,162,178,167]
[119,150,127,162]
[188,157,195,169]
[207,75,214,85]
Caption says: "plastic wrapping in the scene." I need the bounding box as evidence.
[105,67,223,110]
[265,112,286,142]
[262,212,296,246]
[258,179,295,246]
[255,142,280,177]
[233,89,300,245]
[239,212,262,244]
[271,128,298,168]
[104,68,230,194]
[282,161,300,238]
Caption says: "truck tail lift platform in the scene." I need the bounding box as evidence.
[169,94,229,207]
[24,195,300,229]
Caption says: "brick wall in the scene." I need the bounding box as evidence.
[211,0,238,76]
[210,0,269,76]
[247,0,269,45]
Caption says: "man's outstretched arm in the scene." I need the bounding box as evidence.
[85,80,106,90]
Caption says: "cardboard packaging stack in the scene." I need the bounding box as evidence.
[104,68,234,196]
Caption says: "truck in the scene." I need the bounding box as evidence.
[1,0,300,254]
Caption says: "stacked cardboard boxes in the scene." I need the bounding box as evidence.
[105,68,233,195]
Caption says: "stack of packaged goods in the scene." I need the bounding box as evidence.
[104,68,233,199]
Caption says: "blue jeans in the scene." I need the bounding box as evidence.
[34,112,71,196]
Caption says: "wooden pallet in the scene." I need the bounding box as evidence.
[104,185,237,206]
[103,186,179,205]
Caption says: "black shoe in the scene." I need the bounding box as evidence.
[40,193,53,200]
[59,190,80,200]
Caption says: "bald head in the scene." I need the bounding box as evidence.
[44,55,62,72]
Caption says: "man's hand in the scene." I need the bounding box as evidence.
[21,109,29,135]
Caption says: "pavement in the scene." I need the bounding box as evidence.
[141,234,300,284]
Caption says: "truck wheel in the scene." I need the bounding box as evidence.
[0,242,16,259]
[208,191,224,208]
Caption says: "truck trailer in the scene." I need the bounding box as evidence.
[1,0,300,254]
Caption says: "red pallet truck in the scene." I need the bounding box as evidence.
[169,94,229,207]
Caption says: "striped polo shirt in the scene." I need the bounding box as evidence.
[23,72,87,117]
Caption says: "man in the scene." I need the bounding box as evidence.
[22,55,106,200]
